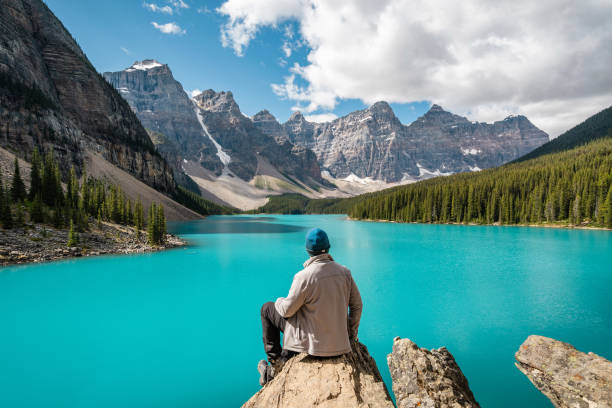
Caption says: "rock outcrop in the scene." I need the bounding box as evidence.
[388,337,480,408]
[281,103,549,183]
[515,335,612,408]
[0,0,174,192]
[242,342,394,408]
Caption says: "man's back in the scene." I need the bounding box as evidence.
[275,253,362,357]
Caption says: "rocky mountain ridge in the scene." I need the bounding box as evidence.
[0,0,175,193]
[104,61,332,209]
[282,102,550,183]
[104,59,549,207]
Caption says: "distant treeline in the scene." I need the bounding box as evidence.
[173,185,236,216]
[255,107,612,229]
[347,137,612,227]
[0,149,168,245]
[254,193,357,215]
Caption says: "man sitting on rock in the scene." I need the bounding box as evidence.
[258,227,363,386]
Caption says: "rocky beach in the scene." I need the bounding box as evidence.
[0,220,186,266]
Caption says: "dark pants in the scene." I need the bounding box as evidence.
[260,301,297,363]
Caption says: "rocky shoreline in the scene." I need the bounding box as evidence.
[0,221,186,267]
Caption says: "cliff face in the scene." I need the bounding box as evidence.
[282,103,550,183]
[0,0,174,191]
[103,61,223,177]
[515,335,612,408]
[192,90,325,185]
[103,62,327,205]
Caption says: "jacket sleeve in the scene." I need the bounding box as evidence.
[348,274,363,340]
[275,274,308,318]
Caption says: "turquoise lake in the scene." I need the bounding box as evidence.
[1,215,611,407]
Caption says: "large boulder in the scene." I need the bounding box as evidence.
[387,337,480,408]
[515,335,612,408]
[241,342,394,408]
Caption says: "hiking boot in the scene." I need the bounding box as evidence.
[258,360,275,386]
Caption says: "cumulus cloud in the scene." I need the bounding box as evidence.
[218,0,612,136]
[151,22,186,35]
[217,0,305,56]
[304,113,338,123]
[143,2,173,14]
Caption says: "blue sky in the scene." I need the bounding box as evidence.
[44,0,430,124]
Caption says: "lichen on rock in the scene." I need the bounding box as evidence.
[515,335,612,408]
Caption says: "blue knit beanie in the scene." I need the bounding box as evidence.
[305,228,330,253]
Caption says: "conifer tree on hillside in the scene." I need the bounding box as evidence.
[605,186,612,229]
[0,175,13,229]
[147,203,156,245]
[28,148,42,201]
[67,219,78,247]
[11,157,26,202]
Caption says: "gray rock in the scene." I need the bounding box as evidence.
[104,63,327,189]
[387,337,480,408]
[515,335,612,408]
[282,103,549,182]
[242,342,394,408]
[0,0,174,192]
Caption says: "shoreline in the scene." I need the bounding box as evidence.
[0,221,187,267]
[346,216,612,231]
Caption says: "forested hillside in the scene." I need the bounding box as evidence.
[516,105,612,162]
[347,137,612,227]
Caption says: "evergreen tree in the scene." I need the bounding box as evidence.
[157,204,166,244]
[30,195,44,223]
[605,186,612,229]
[15,204,24,227]
[147,203,156,245]
[67,220,78,247]
[11,157,26,202]
[28,148,42,200]
[0,177,13,229]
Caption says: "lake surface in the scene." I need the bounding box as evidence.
[1,215,611,407]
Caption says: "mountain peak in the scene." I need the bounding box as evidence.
[428,103,445,112]
[193,89,241,115]
[125,59,165,72]
[369,101,393,113]
[288,111,306,122]
[416,103,469,126]
[253,109,277,122]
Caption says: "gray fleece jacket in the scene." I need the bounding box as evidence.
[274,253,362,357]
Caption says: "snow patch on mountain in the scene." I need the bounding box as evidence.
[194,104,231,168]
[461,147,481,155]
[126,60,163,72]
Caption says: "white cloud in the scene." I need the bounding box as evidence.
[218,0,612,136]
[304,113,338,123]
[120,47,130,55]
[168,0,189,9]
[190,89,202,98]
[143,2,173,14]
[151,22,186,35]
[217,0,305,56]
